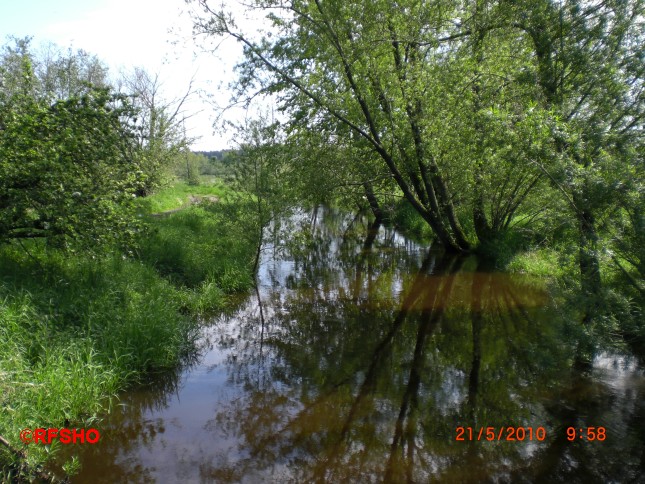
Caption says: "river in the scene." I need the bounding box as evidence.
[67,207,644,483]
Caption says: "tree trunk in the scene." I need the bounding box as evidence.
[575,196,602,324]
[473,189,492,244]
[363,182,384,223]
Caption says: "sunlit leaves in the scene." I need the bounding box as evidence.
[0,59,143,250]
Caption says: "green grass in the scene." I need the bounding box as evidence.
[139,204,256,291]
[0,248,197,479]
[506,248,565,278]
[389,198,434,241]
[0,294,123,478]
[135,179,229,214]
[0,183,258,480]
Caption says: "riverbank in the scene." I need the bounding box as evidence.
[0,181,258,481]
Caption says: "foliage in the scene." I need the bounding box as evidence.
[174,151,209,185]
[36,42,110,100]
[507,0,645,313]
[196,150,238,180]
[0,36,109,101]
[390,198,433,241]
[188,0,564,252]
[189,0,643,323]
[0,40,143,250]
[1,1,643,478]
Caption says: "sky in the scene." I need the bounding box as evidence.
[0,0,252,150]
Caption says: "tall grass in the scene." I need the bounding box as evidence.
[0,289,125,479]
[0,249,197,477]
[139,205,255,291]
[0,187,258,480]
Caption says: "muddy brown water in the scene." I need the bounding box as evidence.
[66,208,644,483]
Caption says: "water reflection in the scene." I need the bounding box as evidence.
[70,208,644,483]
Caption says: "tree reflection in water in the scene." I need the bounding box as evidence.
[69,208,644,483]
[197,209,641,483]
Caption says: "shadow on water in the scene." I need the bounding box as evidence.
[68,207,645,483]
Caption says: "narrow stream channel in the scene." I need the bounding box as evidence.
[69,208,644,483]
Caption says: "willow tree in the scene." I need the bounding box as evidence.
[190,0,642,262]
[500,0,645,311]
[229,117,292,274]
[190,0,480,252]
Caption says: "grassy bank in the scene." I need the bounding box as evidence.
[0,181,257,481]
[505,241,645,359]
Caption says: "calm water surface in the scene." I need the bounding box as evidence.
[69,209,644,483]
